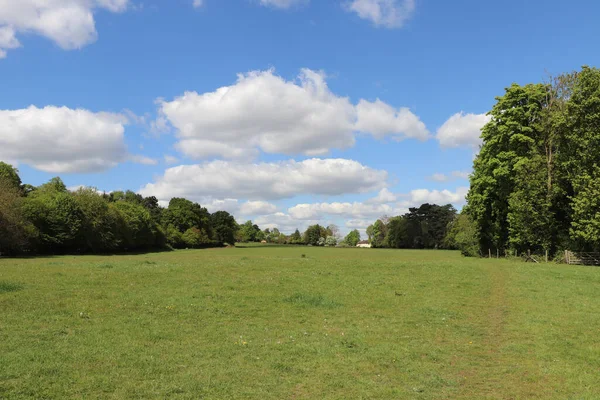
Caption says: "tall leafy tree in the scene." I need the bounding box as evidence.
[468,83,548,253]
[210,211,237,245]
[343,229,361,247]
[22,178,83,253]
[0,174,30,255]
[72,188,121,252]
[290,229,303,244]
[562,67,600,251]
[304,224,325,246]
[0,162,22,190]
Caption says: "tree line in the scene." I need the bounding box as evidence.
[363,203,458,249]
[0,165,243,255]
[0,164,358,255]
[458,65,600,257]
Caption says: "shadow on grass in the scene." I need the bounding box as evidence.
[0,248,175,260]
[0,281,24,294]
[284,292,342,308]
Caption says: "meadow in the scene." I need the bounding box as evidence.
[1,246,599,399]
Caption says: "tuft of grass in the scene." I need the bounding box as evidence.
[301,254,306,258]
[140,260,157,265]
[284,292,341,308]
[97,263,114,269]
[0,281,24,293]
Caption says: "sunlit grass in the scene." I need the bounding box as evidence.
[0,247,599,399]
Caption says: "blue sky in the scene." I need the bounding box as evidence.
[1,0,599,236]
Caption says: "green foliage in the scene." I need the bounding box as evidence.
[164,224,185,248]
[562,67,600,251]
[238,220,262,242]
[72,188,121,252]
[468,83,549,253]
[0,176,30,255]
[289,229,303,244]
[367,204,457,250]
[181,227,211,248]
[466,66,600,256]
[303,224,326,246]
[111,201,164,250]
[444,213,479,257]
[162,198,211,235]
[210,211,237,245]
[366,220,386,248]
[0,162,22,189]
[384,216,408,248]
[22,180,84,253]
[570,166,600,251]
[343,229,361,247]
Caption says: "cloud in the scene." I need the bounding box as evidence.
[0,0,129,58]
[428,170,470,182]
[400,187,469,207]
[355,99,429,141]
[157,69,427,160]
[366,187,397,204]
[258,0,308,8]
[346,0,415,28]
[254,212,312,233]
[202,198,240,214]
[345,219,372,229]
[239,201,278,216]
[139,158,388,202]
[192,0,204,7]
[129,155,158,165]
[0,105,129,173]
[288,201,396,220]
[436,112,491,149]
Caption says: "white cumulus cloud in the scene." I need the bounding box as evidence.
[239,201,278,216]
[355,99,429,141]
[0,105,129,173]
[436,112,491,149]
[139,158,388,202]
[0,0,129,57]
[157,69,428,160]
[366,188,398,204]
[254,212,312,233]
[346,0,415,28]
[401,187,469,207]
[288,201,396,220]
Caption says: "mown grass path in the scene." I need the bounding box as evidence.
[1,247,599,399]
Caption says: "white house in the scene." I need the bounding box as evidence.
[356,240,371,248]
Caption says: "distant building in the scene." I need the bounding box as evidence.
[261,240,267,244]
[356,240,371,248]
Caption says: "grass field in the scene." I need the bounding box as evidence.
[1,246,599,399]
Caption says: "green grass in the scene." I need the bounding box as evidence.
[1,246,599,399]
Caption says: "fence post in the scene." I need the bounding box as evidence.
[497,249,499,259]
[545,250,548,263]
[489,248,492,258]
[565,250,569,264]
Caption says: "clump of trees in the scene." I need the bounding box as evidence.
[0,164,239,255]
[364,204,458,249]
[465,66,600,257]
[343,230,361,247]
